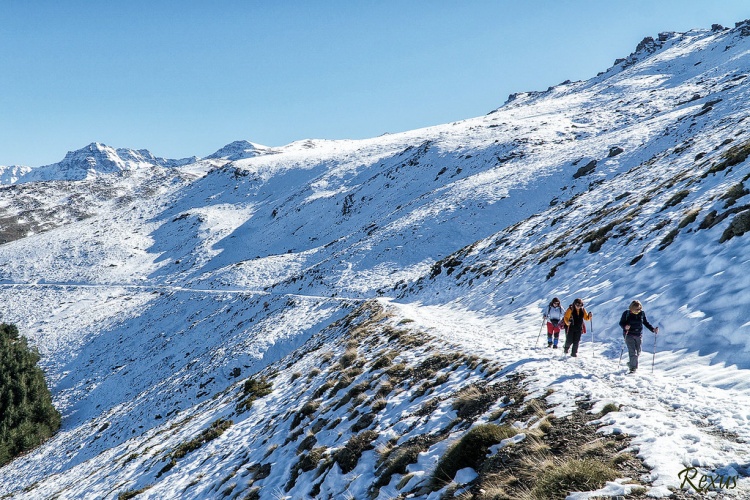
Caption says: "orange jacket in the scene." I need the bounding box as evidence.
[563,306,592,327]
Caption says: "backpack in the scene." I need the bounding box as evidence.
[624,310,642,323]
[622,310,643,333]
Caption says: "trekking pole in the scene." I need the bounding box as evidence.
[534,318,547,347]
[590,318,595,358]
[652,332,657,373]
[535,318,546,347]
[618,333,625,366]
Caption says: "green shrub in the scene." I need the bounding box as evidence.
[452,385,486,420]
[242,377,273,398]
[371,398,387,413]
[703,139,750,177]
[291,400,321,428]
[678,208,700,229]
[531,458,619,499]
[721,183,749,208]
[158,418,233,477]
[452,384,506,421]
[720,210,750,242]
[351,413,376,432]
[581,219,626,253]
[599,403,620,416]
[0,323,61,466]
[117,485,153,500]
[237,377,273,412]
[660,190,690,211]
[172,418,233,460]
[298,446,326,472]
[658,229,679,250]
[699,209,720,230]
[338,348,359,368]
[384,363,412,380]
[311,379,335,399]
[432,424,517,487]
[371,351,397,371]
[333,430,379,474]
[374,435,440,492]
[243,487,261,500]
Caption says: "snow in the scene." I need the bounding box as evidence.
[2,21,750,500]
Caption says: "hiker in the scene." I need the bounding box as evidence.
[543,297,564,348]
[563,298,592,357]
[619,300,658,373]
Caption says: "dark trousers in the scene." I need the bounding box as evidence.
[625,334,642,370]
[564,329,582,355]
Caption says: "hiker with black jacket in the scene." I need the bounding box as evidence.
[562,298,592,357]
[619,300,659,373]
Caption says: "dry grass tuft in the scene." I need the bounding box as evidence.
[432,424,518,488]
[530,458,619,499]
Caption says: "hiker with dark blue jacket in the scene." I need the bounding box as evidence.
[619,300,659,373]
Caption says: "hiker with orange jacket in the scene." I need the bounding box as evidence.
[563,298,592,357]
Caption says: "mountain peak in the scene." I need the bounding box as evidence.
[2,143,198,185]
[206,140,274,161]
[58,142,125,174]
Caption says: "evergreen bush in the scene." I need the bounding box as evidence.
[236,376,273,413]
[0,323,61,466]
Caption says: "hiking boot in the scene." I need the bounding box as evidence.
[553,344,558,349]
[547,341,553,347]
[571,353,577,357]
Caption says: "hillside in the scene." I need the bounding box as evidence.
[1,21,750,499]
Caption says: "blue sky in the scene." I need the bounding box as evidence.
[2,1,750,167]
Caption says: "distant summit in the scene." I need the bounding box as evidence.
[206,140,275,161]
[3,143,197,185]
[0,164,33,184]
[54,142,135,178]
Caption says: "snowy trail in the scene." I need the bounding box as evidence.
[387,300,750,496]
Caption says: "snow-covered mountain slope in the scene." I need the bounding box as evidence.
[3,21,750,499]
